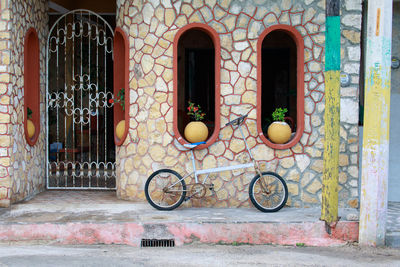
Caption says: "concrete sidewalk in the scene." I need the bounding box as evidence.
[387,202,400,247]
[1,244,400,266]
[0,191,359,247]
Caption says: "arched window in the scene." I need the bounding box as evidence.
[173,23,220,148]
[24,28,40,145]
[113,27,129,145]
[257,25,304,149]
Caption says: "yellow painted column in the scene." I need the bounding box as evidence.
[321,0,340,226]
[321,71,340,225]
[359,0,392,246]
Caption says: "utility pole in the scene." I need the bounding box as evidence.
[321,0,340,227]
[359,0,392,246]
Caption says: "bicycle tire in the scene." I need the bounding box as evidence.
[144,169,186,211]
[249,171,288,212]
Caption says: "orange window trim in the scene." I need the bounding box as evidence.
[113,27,129,146]
[24,27,40,146]
[173,23,221,149]
[256,25,305,150]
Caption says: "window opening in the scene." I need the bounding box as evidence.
[24,28,40,145]
[177,29,215,139]
[113,27,129,145]
[261,30,297,135]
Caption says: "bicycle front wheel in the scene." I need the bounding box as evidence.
[249,172,288,212]
[145,169,186,211]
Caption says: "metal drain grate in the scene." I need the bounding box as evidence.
[141,239,175,247]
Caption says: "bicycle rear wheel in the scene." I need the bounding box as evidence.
[145,169,186,211]
[249,172,288,212]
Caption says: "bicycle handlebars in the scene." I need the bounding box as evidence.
[225,114,248,127]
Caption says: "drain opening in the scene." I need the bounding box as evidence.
[141,239,175,247]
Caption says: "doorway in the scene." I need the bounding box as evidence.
[46,10,116,189]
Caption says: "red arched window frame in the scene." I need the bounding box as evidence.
[113,27,129,146]
[257,25,305,149]
[173,23,221,149]
[24,28,40,146]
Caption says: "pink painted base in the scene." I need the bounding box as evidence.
[0,221,358,247]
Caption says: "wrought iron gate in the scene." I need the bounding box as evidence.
[46,10,116,189]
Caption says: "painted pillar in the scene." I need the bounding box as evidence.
[359,0,392,247]
[321,0,340,226]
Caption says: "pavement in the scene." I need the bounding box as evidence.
[0,243,399,266]
[0,191,360,247]
[386,201,400,247]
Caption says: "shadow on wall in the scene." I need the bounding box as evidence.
[389,2,400,202]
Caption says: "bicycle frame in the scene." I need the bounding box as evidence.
[175,122,262,188]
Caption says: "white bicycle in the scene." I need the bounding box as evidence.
[144,115,288,212]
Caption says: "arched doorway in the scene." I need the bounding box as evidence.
[46,10,115,189]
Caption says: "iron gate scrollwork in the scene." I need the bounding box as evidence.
[46,10,116,189]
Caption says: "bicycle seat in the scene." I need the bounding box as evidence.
[225,114,248,126]
[183,141,206,149]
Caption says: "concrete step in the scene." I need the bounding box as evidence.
[0,207,359,247]
[0,219,358,247]
[0,191,359,247]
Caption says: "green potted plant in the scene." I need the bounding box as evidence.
[184,101,208,143]
[27,107,35,139]
[267,108,292,144]
[109,88,125,140]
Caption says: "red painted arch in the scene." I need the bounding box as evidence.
[173,23,221,149]
[24,28,40,146]
[257,25,305,150]
[113,27,129,146]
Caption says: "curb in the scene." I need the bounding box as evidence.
[0,221,358,247]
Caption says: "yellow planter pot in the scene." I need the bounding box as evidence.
[27,119,35,139]
[116,120,125,140]
[184,121,208,143]
[267,121,291,144]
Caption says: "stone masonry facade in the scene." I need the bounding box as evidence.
[115,0,362,208]
[0,0,11,207]
[339,0,361,208]
[0,0,361,208]
[0,0,47,207]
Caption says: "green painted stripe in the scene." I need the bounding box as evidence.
[325,16,341,71]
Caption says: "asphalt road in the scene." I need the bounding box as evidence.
[0,243,399,266]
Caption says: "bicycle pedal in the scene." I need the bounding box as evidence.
[209,184,214,190]
[184,196,191,202]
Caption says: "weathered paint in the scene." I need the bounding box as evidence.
[322,70,340,224]
[321,11,341,225]
[0,223,145,246]
[376,8,381,36]
[0,221,359,247]
[359,0,392,247]
[167,222,358,246]
[325,16,341,71]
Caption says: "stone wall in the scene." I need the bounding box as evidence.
[7,0,47,205]
[117,0,361,208]
[0,0,12,207]
[339,0,362,208]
